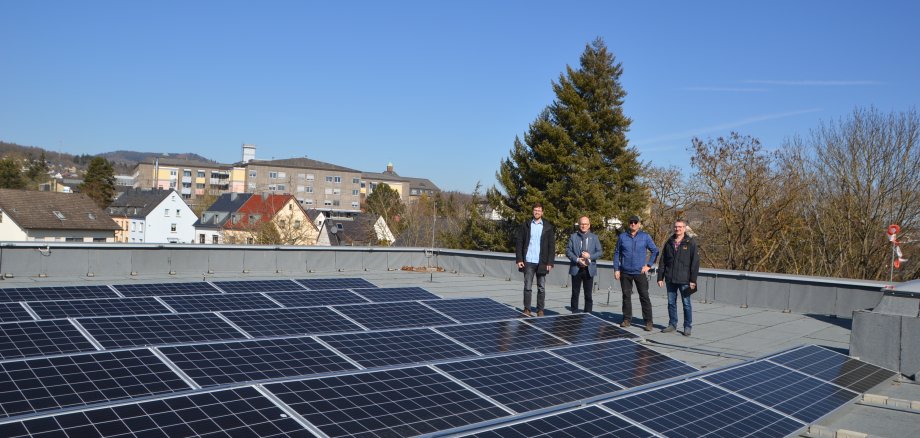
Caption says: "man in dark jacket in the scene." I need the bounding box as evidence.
[614,215,659,331]
[565,216,603,313]
[515,202,555,316]
[657,219,700,336]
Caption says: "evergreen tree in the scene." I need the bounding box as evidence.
[364,183,406,234]
[79,157,116,209]
[0,158,26,189]
[489,38,646,256]
[449,182,511,251]
[25,152,49,187]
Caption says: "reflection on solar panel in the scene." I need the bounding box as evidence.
[0,349,190,419]
[351,286,440,302]
[603,379,805,437]
[423,298,523,323]
[0,386,309,438]
[296,277,377,290]
[437,320,568,355]
[768,345,896,393]
[221,307,362,337]
[466,406,652,438]
[159,337,358,387]
[553,339,698,388]
[334,301,456,330]
[27,297,170,319]
[525,313,637,343]
[0,320,96,360]
[321,328,476,368]
[267,289,369,307]
[436,351,621,413]
[264,366,510,437]
[212,279,304,293]
[162,293,281,313]
[703,360,858,423]
[0,303,33,323]
[112,282,220,297]
[0,285,117,303]
[78,313,245,349]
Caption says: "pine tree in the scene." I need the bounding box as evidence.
[489,38,646,256]
[79,157,116,209]
[0,158,26,189]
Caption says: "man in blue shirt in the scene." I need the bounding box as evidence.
[515,202,555,317]
[614,215,659,331]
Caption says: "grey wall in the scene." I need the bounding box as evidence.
[0,243,887,318]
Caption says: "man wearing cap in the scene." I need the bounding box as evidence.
[515,202,555,317]
[613,215,659,331]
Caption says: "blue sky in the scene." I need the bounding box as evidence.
[2,1,917,192]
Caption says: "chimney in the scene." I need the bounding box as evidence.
[242,144,256,163]
[230,192,238,202]
[386,162,394,173]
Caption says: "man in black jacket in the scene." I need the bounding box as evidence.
[515,202,555,316]
[657,219,700,336]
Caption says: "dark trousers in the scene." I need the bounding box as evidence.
[523,263,546,311]
[570,269,594,313]
[621,273,652,322]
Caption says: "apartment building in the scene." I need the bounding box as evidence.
[132,157,245,202]
[245,157,362,214]
[361,163,440,203]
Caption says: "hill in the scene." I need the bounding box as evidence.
[0,141,218,175]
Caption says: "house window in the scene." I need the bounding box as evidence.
[249,170,257,178]
[333,188,341,195]
[212,235,219,244]
[170,170,177,176]
[352,177,360,184]
[139,223,143,232]
[171,223,177,232]
[294,220,301,229]
[183,170,191,177]
[352,189,359,196]
[336,223,344,231]
[306,174,314,181]
[269,171,278,179]
[324,200,332,206]
[334,176,341,183]
[351,201,360,208]
[93,237,106,242]
[276,184,285,191]
[53,211,66,220]
[332,200,340,206]
[197,171,205,177]
[182,193,191,199]
[246,237,253,244]
[199,234,205,244]
[305,186,313,193]
[296,185,305,193]
[65,237,82,242]
[131,222,136,231]
[304,199,313,206]
[164,209,170,217]
[411,189,420,195]
[268,184,277,191]
[325,176,333,182]
[278,171,286,178]
[196,183,205,189]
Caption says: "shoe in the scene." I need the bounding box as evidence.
[683,328,691,337]
[661,326,676,333]
[644,322,653,332]
[621,319,631,327]
[522,309,532,317]
[537,310,544,317]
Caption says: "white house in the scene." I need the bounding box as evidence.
[0,189,119,242]
[108,189,197,243]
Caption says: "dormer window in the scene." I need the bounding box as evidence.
[53,211,66,220]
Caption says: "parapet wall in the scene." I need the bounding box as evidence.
[0,243,887,318]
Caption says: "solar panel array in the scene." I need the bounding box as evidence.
[0,277,897,437]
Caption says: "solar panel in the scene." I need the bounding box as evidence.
[27,297,171,319]
[267,289,369,307]
[263,366,510,437]
[768,345,896,393]
[0,303,33,323]
[465,406,652,438]
[77,313,246,349]
[158,337,358,387]
[0,320,96,361]
[703,360,859,423]
[423,298,524,323]
[351,286,440,302]
[161,293,282,313]
[211,279,304,293]
[0,285,117,303]
[112,282,220,297]
[435,351,621,413]
[553,339,698,388]
[603,379,805,438]
[333,301,456,330]
[525,313,638,343]
[320,328,477,368]
[436,320,568,355]
[0,386,309,438]
[0,349,191,419]
[221,307,363,337]
[296,277,377,290]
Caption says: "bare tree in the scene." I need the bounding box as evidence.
[643,165,696,244]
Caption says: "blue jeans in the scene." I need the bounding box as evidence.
[666,282,692,329]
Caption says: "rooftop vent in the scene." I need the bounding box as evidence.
[52,211,66,220]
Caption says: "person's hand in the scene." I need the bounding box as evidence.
[640,265,650,274]
[657,280,664,288]
[690,282,696,290]
[614,271,621,280]
[517,261,524,269]
[547,265,553,272]
[581,251,590,259]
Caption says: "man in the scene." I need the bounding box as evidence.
[657,219,700,336]
[614,215,659,331]
[566,216,603,313]
[515,202,555,316]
